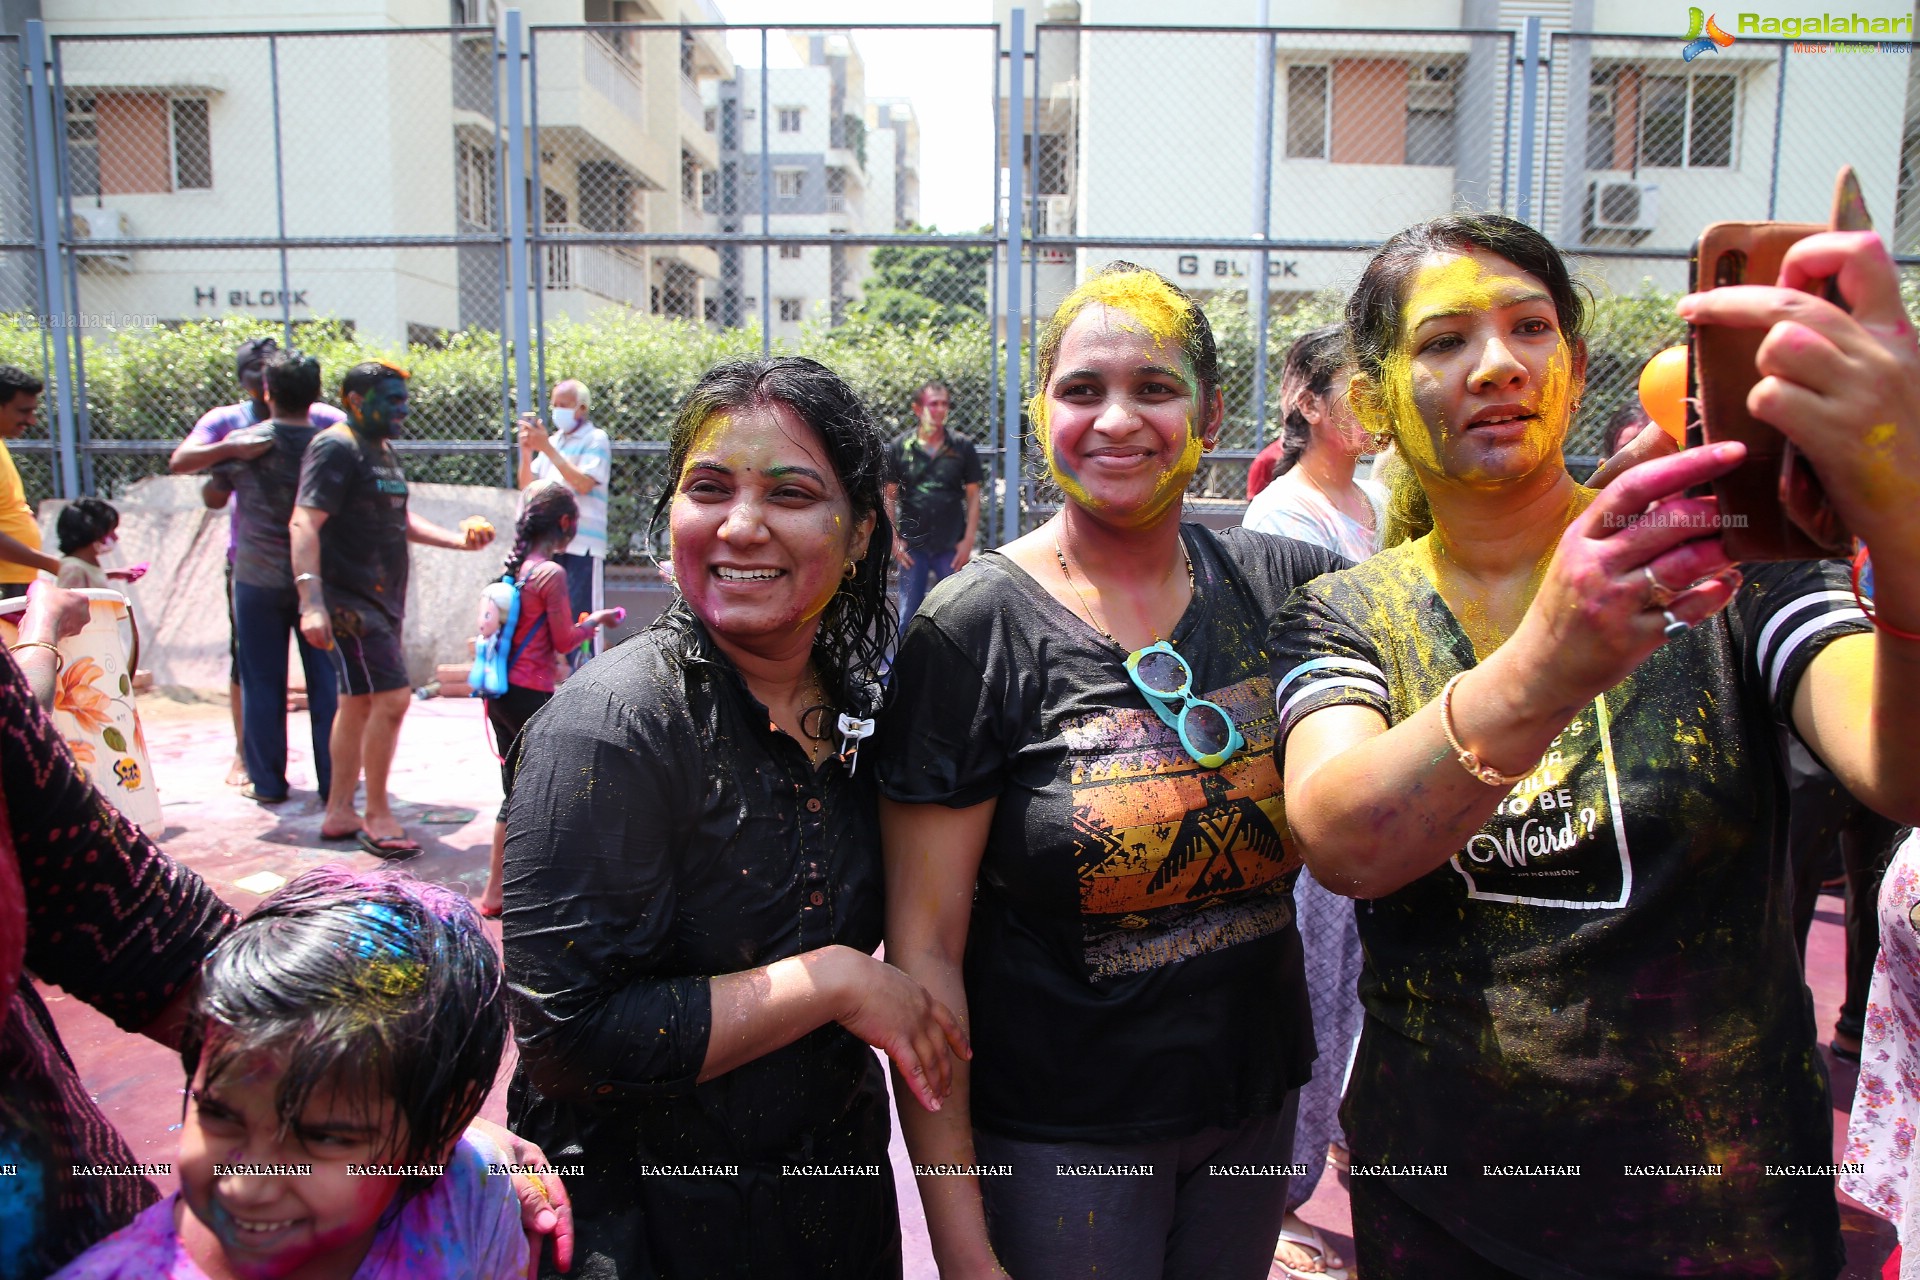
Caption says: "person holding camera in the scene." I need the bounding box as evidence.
[1270,215,1920,1277]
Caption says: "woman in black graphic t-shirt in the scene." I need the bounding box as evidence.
[1272,215,1920,1278]
[878,265,1339,1280]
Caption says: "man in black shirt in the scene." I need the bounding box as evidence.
[290,361,494,857]
[884,381,982,627]
[222,351,337,806]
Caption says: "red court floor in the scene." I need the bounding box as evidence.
[40,694,1896,1278]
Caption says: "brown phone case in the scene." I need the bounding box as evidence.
[1686,168,1867,560]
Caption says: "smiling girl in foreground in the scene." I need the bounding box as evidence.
[879,264,1342,1279]
[54,867,526,1279]
[1272,214,1920,1276]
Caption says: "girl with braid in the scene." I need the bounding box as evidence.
[476,481,621,917]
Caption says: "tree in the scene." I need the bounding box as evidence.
[850,225,992,333]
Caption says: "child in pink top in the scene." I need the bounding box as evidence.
[478,482,620,915]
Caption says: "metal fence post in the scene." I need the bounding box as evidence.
[1516,15,1541,227]
[1766,41,1788,218]
[1249,4,1275,447]
[25,20,77,499]
[269,34,293,348]
[503,9,533,428]
[760,27,771,356]
[1000,8,1025,547]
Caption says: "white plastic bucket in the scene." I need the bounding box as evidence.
[0,588,162,829]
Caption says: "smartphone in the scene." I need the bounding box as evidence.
[1687,167,1868,560]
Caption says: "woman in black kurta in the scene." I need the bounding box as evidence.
[502,358,967,1279]
[1275,215,1920,1277]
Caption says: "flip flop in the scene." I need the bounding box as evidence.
[1275,1217,1350,1280]
[238,784,287,805]
[357,831,423,860]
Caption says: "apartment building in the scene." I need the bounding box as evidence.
[23,0,732,346]
[706,32,922,338]
[1000,0,1914,308]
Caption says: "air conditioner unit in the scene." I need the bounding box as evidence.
[1042,193,1072,236]
[70,207,132,269]
[1589,178,1659,233]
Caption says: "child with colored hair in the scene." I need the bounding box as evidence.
[52,866,528,1278]
[475,480,620,916]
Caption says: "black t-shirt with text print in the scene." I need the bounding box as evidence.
[295,424,411,628]
[1268,547,1867,1279]
[878,524,1342,1144]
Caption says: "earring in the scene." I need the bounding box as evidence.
[842,560,857,581]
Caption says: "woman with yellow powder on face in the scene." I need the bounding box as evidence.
[1271,213,1920,1278]
[876,263,1344,1280]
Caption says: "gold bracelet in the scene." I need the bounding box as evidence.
[1438,671,1536,788]
[8,640,63,673]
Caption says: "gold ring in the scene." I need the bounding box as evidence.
[1643,565,1679,609]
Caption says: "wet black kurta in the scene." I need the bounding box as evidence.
[502,608,897,1280]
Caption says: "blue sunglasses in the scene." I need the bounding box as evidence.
[1124,641,1244,769]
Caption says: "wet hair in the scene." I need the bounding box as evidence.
[506,481,579,580]
[0,364,43,404]
[647,357,895,707]
[180,867,506,1208]
[339,360,409,402]
[57,495,118,555]
[1273,325,1349,478]
[264,351,321,416]
[1032,261,1220,421]
[1345,214,1588,545]
[912,380,951,409]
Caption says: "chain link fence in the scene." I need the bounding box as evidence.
[8,16,1917,554]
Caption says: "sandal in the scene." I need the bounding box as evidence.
[239,783,287,805]
[357,831,423,860]
[1275,1215,1350,1280]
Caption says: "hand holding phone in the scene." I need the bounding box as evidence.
[1686,166,1873,559]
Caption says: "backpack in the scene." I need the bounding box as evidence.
[469,573,537,699]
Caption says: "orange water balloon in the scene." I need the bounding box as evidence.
[1638,345,1689,444]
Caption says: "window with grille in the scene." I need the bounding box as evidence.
[778,107,802,133]
[457,138,496,227]
[1641,73,1735,169]
[778,298,803,321]
[682,149,700,204]
[776,169,803,198]
[171,98,211,189]
[1284,65,1329,160]
[779,243,802,259]
[1404,66,1454,167]
[66,93,100,197]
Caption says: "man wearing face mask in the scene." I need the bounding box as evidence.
[290,361,494,857]
[517,379,612,660]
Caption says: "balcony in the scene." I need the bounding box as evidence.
[543,222,648,312]
[535,29,669,194]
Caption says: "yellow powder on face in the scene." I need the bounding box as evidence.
[1030,270,1196,447]
[1029,270,1205,515]
[1358,253,1566,475]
